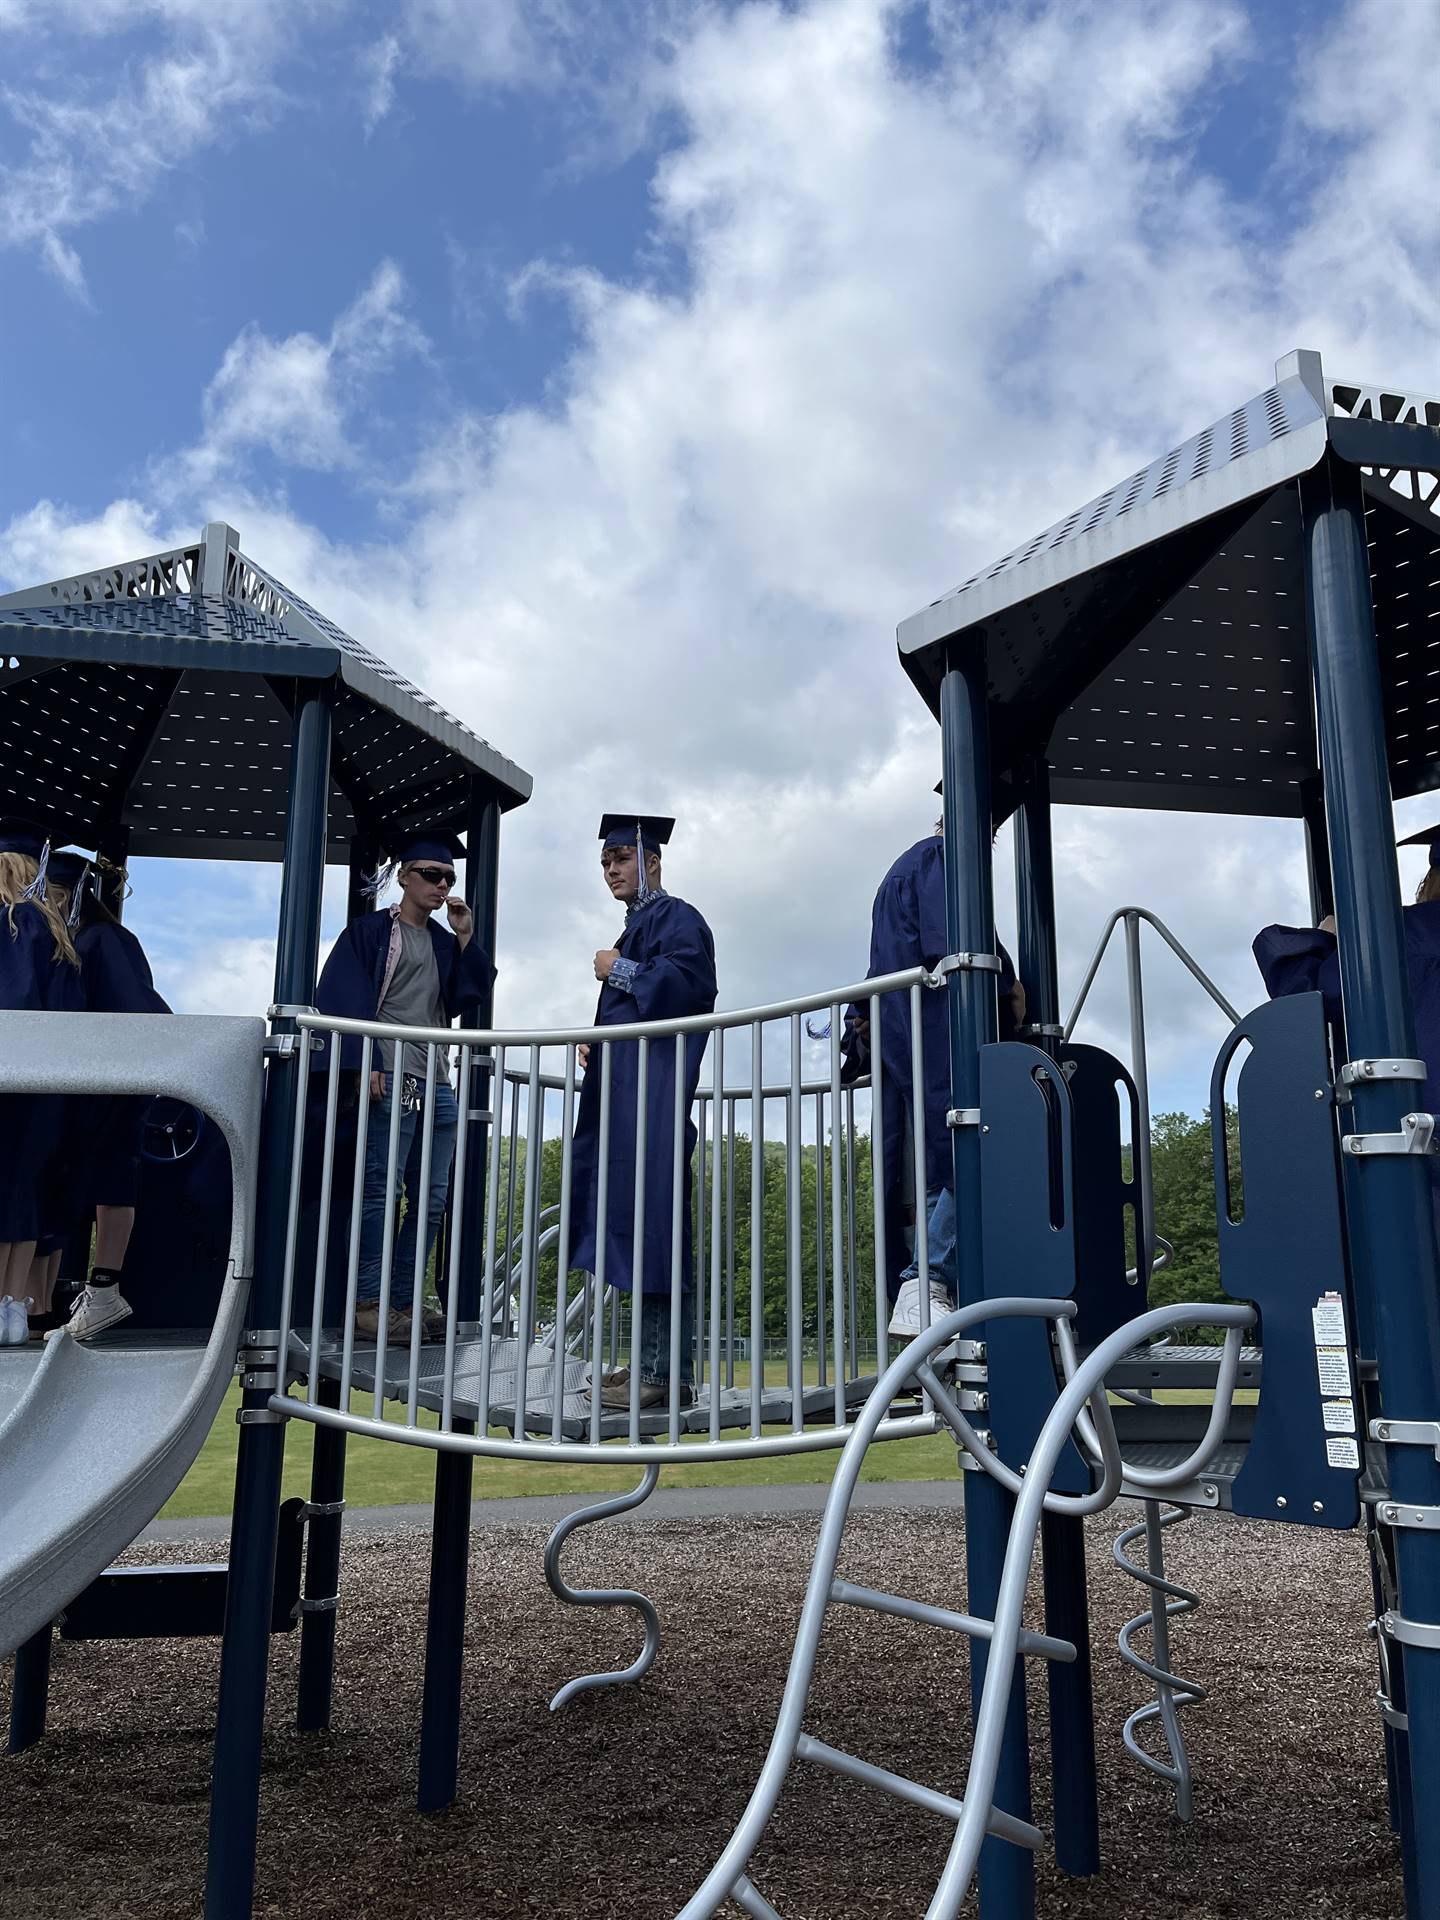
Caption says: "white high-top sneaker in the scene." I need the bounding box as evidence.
[47,1284,132,1342]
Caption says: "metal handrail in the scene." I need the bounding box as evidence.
[274,967,944,1464]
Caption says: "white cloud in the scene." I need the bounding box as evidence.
[0,0,320,293]
[175,261,430,486]
[5,0,1440,1118]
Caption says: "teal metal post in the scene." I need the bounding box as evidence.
[206,680,332,1920]
[940,641,1034,1920]
[1304,456,1440,1920]
[1013,760,1100,1879]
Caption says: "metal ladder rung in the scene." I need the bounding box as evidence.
[828,1578,1076,1663]
[794,1733,1043,1850]
[731,1874,784,1920]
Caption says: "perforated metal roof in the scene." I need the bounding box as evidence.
[898,350,1440,818]
[0,523,531,860]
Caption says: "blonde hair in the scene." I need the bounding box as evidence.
[0,852,79,967]
[1419,866,1440,906]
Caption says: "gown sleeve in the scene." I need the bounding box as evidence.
[440,931,495,1019]
[1253,923,1343,1026]
[83,924,171,1014]
[622,901,718,1021]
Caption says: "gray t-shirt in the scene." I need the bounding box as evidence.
[378,919,448,1080]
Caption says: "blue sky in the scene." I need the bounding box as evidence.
[2,0,1438,1115]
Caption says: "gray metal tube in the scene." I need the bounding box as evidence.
[695,1066,708,1394]
[552,1048,577,1442]
[829,1017,845,1423]
[404,1044,439,1425]
[1124,911,1157,1282]
[305,1037,343,1405]
[275,1027,312,1365]
[669,1031,685,1446]
[629,1035,648,1446]
[710,1036,724,1443]
[371,1065,406,1416]
[476,1043,507,1432]
[725,1098,737,1389]
[337,1033,374,1414]
[909,980,929,1330]
[750,1022,764,1435]
[869,991,888,1372]
[814,1089,827,1394]
[844,1087,859,1376]
[439,1043,472,1431]
[590,1043,613,1448]
[787,1014,804,1434]
[514,1048,544,1433]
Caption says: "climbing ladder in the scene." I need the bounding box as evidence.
[678,1295,1257,1920]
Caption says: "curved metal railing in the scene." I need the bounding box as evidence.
[269,965,954,1463]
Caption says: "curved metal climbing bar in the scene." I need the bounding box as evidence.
[543,1463,662,1711]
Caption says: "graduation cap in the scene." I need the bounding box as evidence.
[599,814,673,907]
[1398,822,1440,867]
[46,849,94,928]
[389,828,465,868]
[599,813,674,857]
[0,815,53,900]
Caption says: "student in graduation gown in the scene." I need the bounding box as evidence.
[859,790,1024,1338]
[569,815,717,1410]
[1254,820,1440,1240]
[0,819,84,1339]
[38,850,170,1341]
[313,829,492,1342]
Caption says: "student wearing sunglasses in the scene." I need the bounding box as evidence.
[314,829,493,1343]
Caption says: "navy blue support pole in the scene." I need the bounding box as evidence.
[1013,760,1100,1880]
[416,780,502,1814]
[6,1624,52,1754]
[206,680,332,1920]
[294,838,376,1734]
[939,642,1034,1920]
[1303,457,1440,1920]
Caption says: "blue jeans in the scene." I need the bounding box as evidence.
[635,1286,694,1387]
[357,1075,458,1310]
[898,1182,958,1297]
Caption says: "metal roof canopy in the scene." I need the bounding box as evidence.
[0,522,532,862]
[899,350,1440,819]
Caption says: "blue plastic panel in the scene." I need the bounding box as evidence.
[1213,993,1360,1529]
[980,1042,1088,1494]
[1059,1043,1144,1344]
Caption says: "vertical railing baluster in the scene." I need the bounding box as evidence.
[440,1039,472,1432]
[629,1035,649,1446]
[787,1013,804,1434]
[669,1031,686,1446]
[275,1027,312,1376]
[725,1095,737,1388]
[750,1020,764,1436]
[552,1045,577,1442]
[870,990,888,1377]
[372,1064,406,1421]
[845,1084,859,1377]
[710,1033,724,1442]
[514,1048,543,1435]
[814,1087,827,1394]
[405,1043,439,1426]
[338,1033,374,1415]
[477,1043,507,1435]
[909,981,930,1336]
[590,1043,612,1447]
[829,1011,845,1424]
[305,1034,342,1406]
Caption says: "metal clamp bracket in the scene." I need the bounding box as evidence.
[1341,1057,1427,1087]
[1375,1501,1440,1531]
[299,1499,347,1521]
[268,1003,318,1020]
[1343,1113,1437,1157]
[263,1032,305,1058]
[1379,1609,1440,1651]
[241,1368,279,1391]
[1377,1690,1409,1733]
[298,1594,340,1615]
[927,952,1004,985]
[958,1388,990,1414]
[1020,1022,1065,1039]
[237,1407,284,1427]
[947,1108,982,1129]
[1372,1418,1440,1461]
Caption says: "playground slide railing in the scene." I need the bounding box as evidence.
[273,965,959,1463]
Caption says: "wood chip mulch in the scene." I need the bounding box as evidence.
[0,1503,1403,1919]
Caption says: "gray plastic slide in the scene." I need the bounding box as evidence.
[0,1011,263,1659]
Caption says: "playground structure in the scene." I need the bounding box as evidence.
[1,346,1439,1919]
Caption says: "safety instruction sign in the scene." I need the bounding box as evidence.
[1313,1291,1358,1475]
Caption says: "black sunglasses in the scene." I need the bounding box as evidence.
[411,866,455,887]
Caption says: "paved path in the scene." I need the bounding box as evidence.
[138,1475,964,1545]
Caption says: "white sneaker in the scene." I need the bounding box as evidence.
[0,1295,29,1345]
[46,1284,132,1342]
[888,1277,955,1339]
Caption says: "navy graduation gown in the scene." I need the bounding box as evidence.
[0,905,85,1240]
[859,835,1018,1295]
[313,908,495,1071]
[76,919,171,1016]
[67,918,171,1211]
[1255,906,1440,1186]
[568,894,718,1295]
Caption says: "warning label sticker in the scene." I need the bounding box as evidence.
[1327,1436,1360,1471]
[1313,1293,1349,1348]
[1323,1398,1357,1433]
[1316,1348,1353,1397]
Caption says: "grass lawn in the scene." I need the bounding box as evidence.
[160,1378,959,1519]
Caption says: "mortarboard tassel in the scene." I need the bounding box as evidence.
[19,839,50,904]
